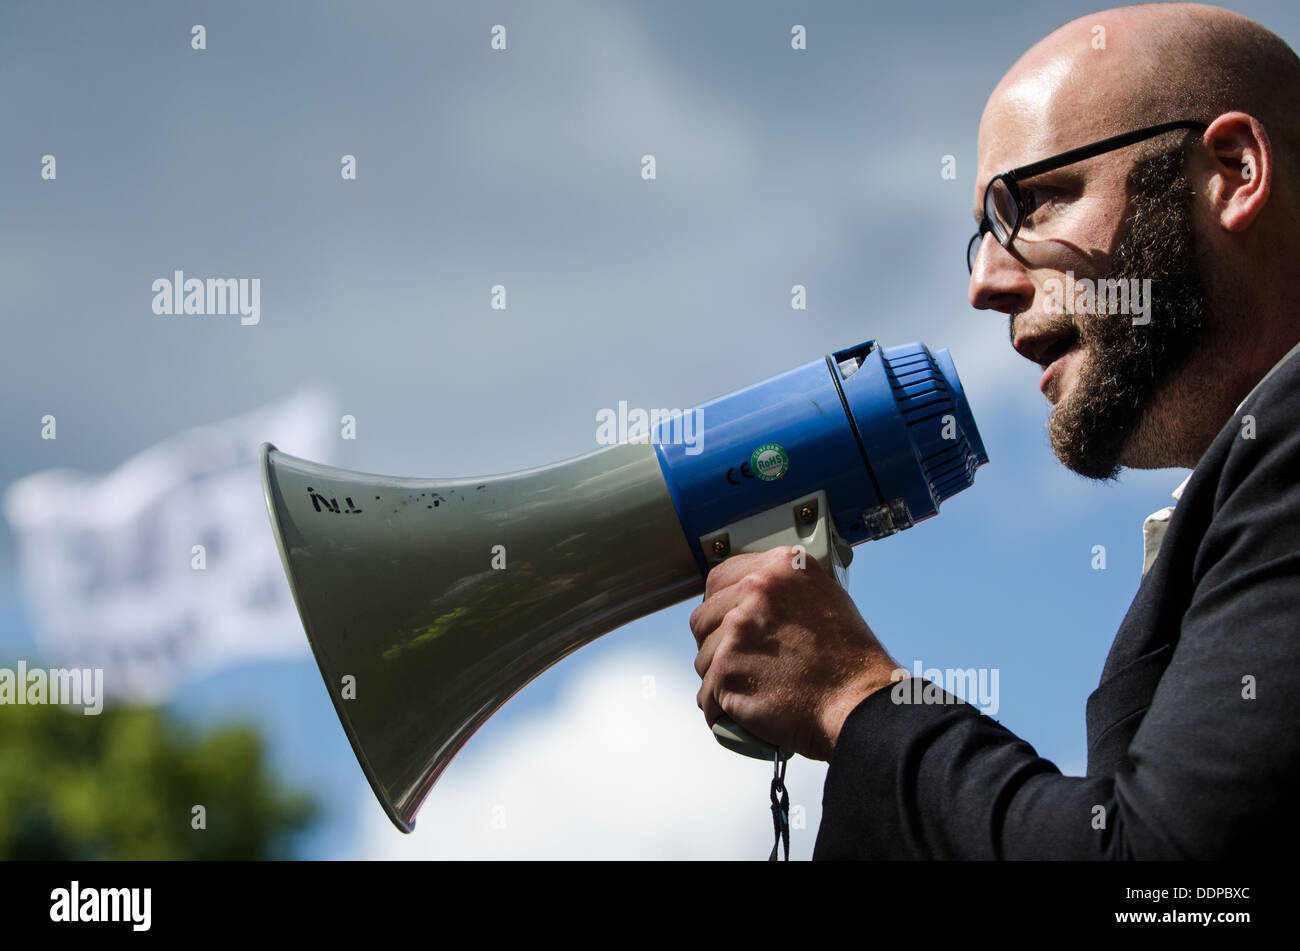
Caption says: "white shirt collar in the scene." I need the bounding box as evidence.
[1170,472,1191,503]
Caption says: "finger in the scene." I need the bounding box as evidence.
[712,693,774,746]
[696,632,762,728]
[791,544,828,576]
[693,622,728,679]
[697,663,747,728]
[688,584,745,648]
[702,551,766,600]
[699,670,769,741]
[696,598,769,675]
[695,625,736,726]
[692,548,795,645]
[697,673,725,727]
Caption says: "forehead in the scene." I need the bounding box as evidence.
[974,55,1118,203]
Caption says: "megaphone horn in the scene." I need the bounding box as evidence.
[261,339,988,832]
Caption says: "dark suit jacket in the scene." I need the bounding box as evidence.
[813,351,1300,859]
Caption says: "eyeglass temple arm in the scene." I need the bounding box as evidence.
[1004,120,1208,183]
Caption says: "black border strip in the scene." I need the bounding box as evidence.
[826,353,885,505]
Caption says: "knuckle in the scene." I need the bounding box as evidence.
[708,645,734,680]
[716,686,747,718]
[692,649,709,679]
[739,571,773,599]
[709,633,743,678]
[703,562,728,596]
[721,605,757,639]
[711,688,729,720]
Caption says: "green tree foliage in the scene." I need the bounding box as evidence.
[0,702,317,859]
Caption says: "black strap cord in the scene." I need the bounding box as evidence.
[768,750,790,861]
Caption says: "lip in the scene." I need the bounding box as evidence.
[1039,345,1078,396]
[1013,321,1078,377]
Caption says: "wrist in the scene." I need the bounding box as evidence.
[819,667,896,759]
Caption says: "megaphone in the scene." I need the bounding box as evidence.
[260,339,988,832]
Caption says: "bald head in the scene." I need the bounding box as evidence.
[982,3,1300,179]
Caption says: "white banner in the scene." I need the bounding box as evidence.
[3,387,338,703]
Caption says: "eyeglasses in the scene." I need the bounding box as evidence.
[967,120,1207,273]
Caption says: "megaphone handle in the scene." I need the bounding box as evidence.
[701,490,851,761]
[711,716,785,760]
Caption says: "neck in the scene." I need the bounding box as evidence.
[1124,307,1300,470]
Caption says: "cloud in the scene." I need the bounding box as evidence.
[351,641,829,859]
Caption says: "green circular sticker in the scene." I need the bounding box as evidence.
[750,443,789,482]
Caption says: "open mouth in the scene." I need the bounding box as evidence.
[1012,320,1083,397]
[1036,329,1078,369]
[1039,335,1081,396]
[1026,326,1081,397]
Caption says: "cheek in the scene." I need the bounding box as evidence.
[1043,194,1125,270]
[1073,308,1105,340]
[1074,304,1132,355]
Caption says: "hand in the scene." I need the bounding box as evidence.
[688,546,902,761]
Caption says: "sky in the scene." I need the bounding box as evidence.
[3,0,1298,860]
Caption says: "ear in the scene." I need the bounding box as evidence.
[1201,111,1272,232]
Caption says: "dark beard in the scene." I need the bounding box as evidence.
[1043,150,1211,480]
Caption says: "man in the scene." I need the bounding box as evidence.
[689,2,1300,858]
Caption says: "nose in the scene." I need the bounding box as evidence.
[968,233,1034,316]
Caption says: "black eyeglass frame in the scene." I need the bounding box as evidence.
[967,119,1208,272]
